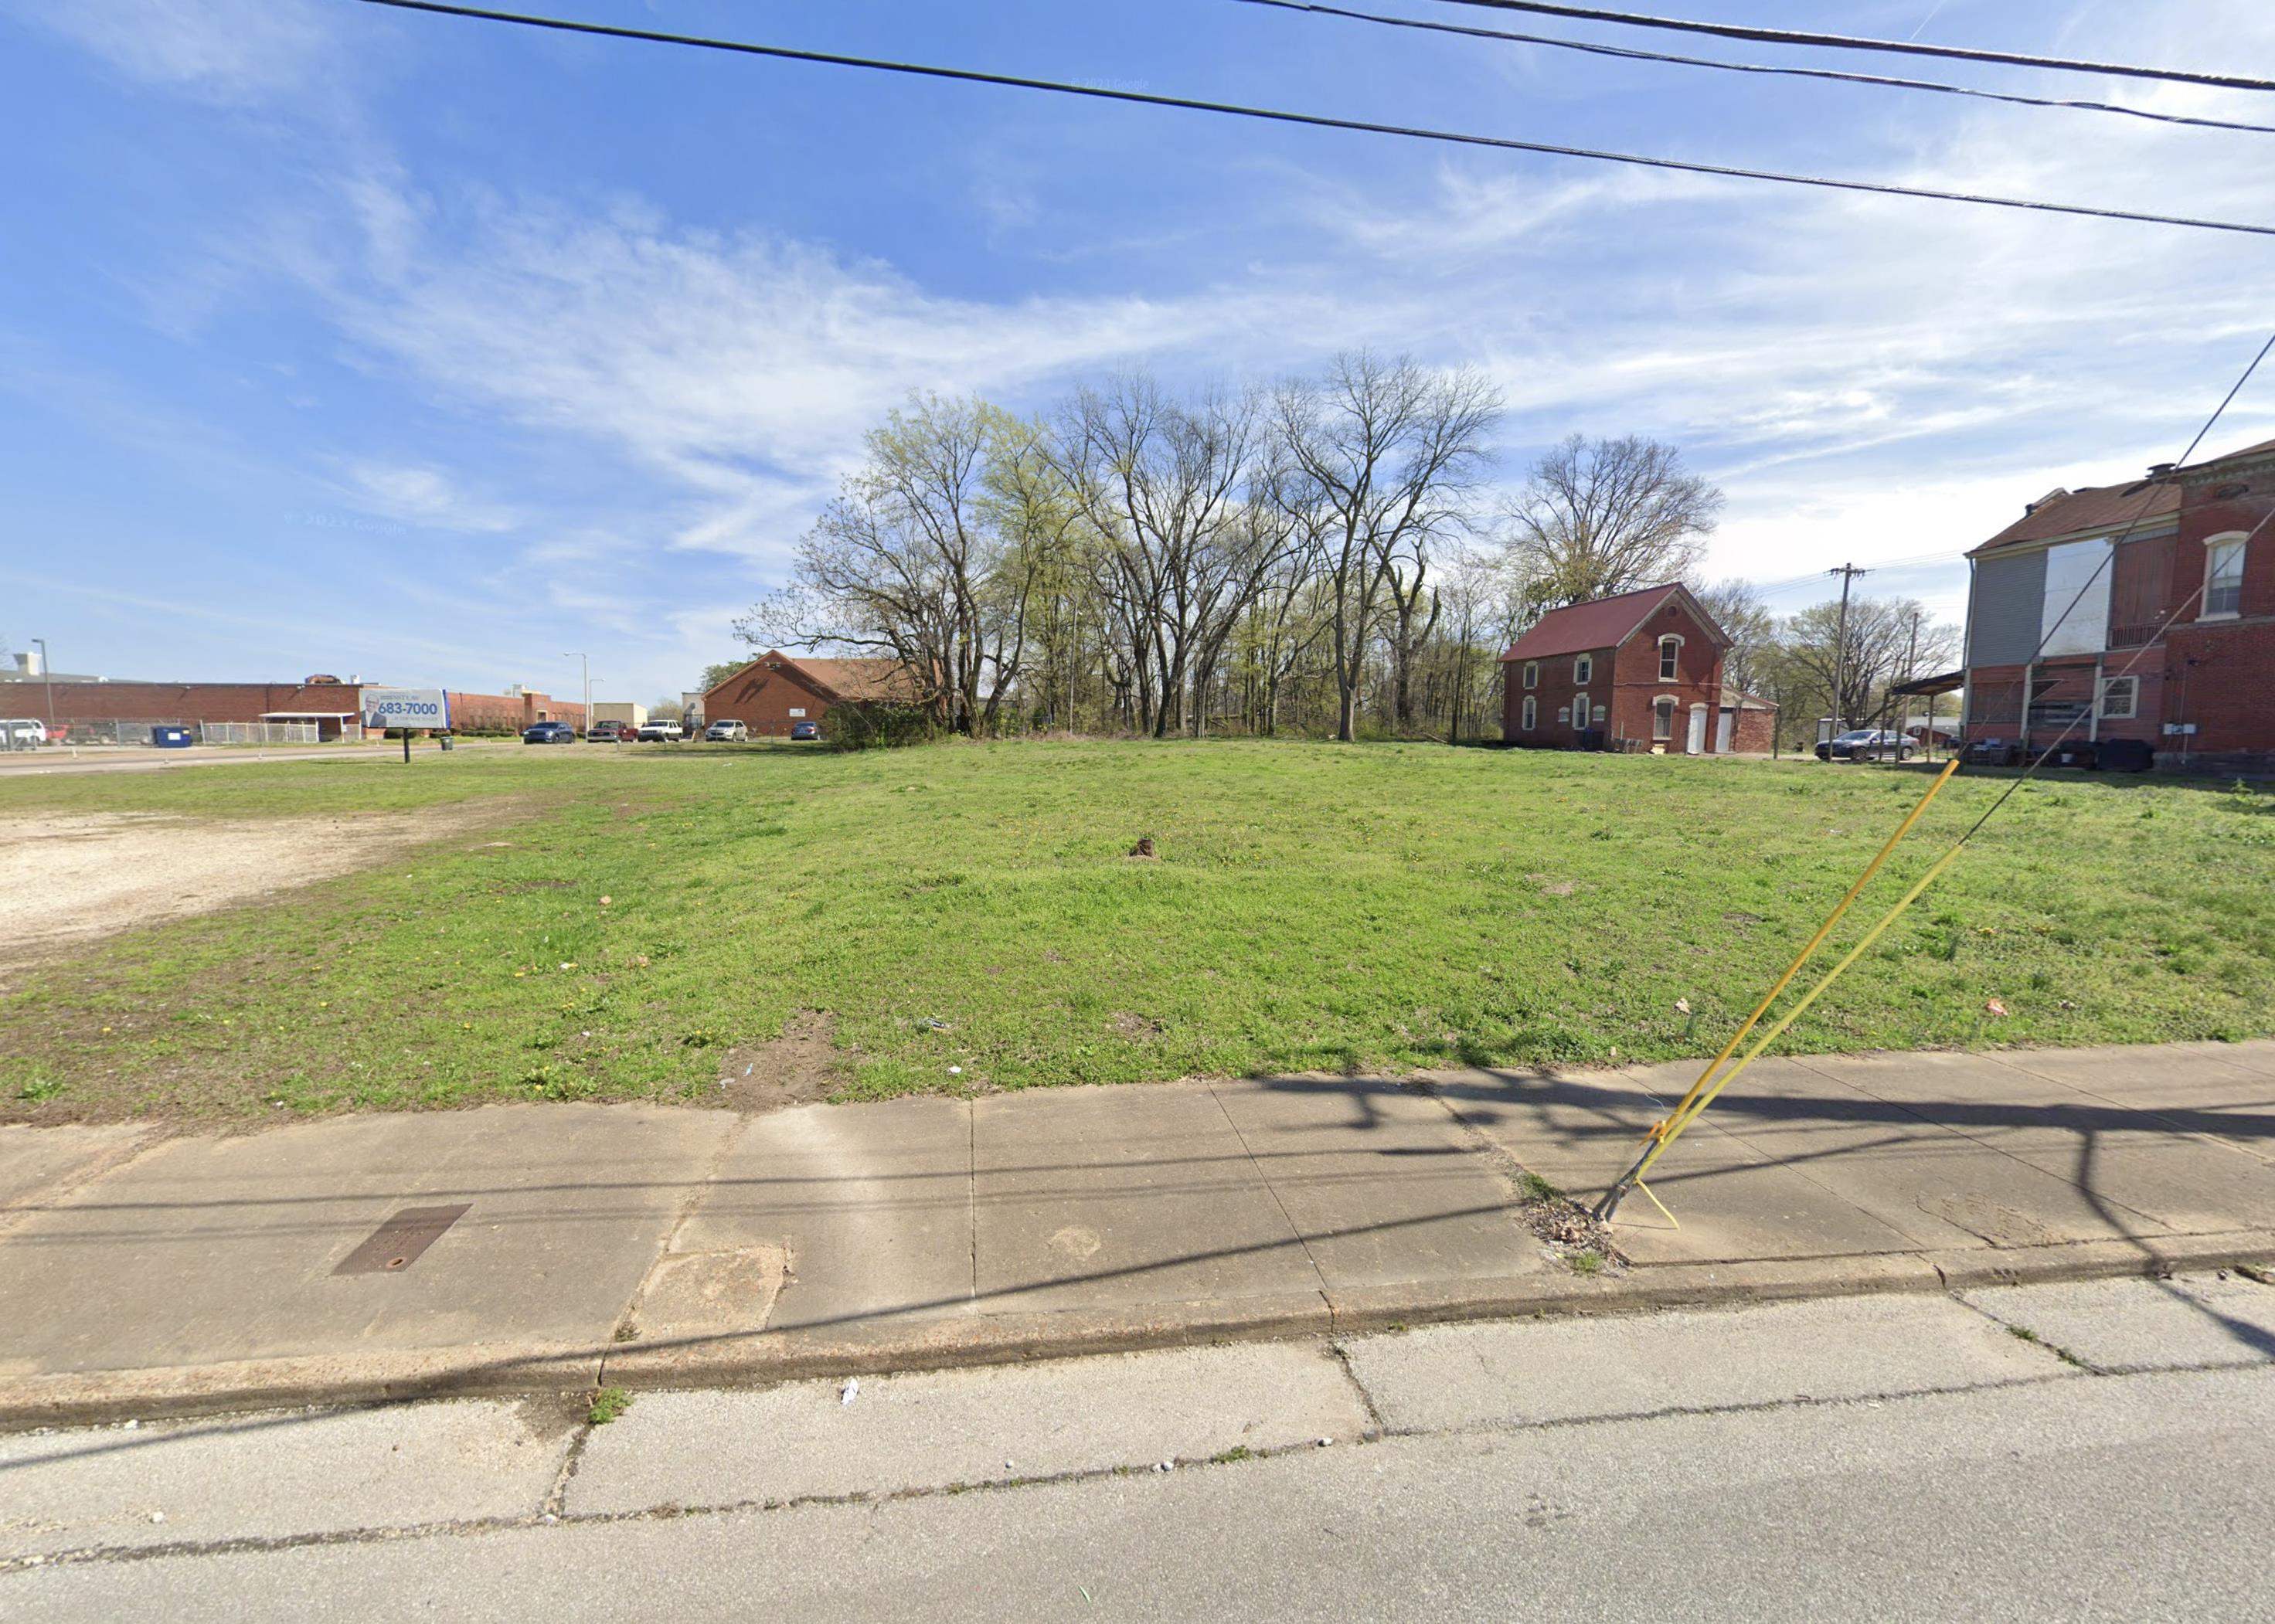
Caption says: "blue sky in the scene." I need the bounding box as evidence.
[5,0,2273,703]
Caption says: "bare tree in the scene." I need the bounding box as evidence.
[1767,596,1957,729]
[1273,353,1501,742]
[1505,434,1723,605]
[1692,576,1776,696]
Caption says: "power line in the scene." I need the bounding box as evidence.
[349,0,2275,240]
[1238,1,2275,138]
[1423,0,2275,95]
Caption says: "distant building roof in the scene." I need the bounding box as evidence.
[1498,583,1726,662]
[1971,432,2275,557]
[709,651,926,705]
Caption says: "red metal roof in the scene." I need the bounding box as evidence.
[1971,480,2178,555]
[1499,583,1696,662]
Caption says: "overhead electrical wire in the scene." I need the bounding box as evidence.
[1422,0,2275,95]
[1236,0,2275,138]
[350,0,2275,240]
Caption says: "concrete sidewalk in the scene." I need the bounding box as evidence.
[2,1040,2271,1421]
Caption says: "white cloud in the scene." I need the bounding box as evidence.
[9,0,335,101]
[337,460,522,533]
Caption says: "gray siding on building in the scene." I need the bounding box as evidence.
[1967,549,2047,667]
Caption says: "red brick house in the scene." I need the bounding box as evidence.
[1960,435,2275,775]
[702,650,925,739]
[1499,583,1745,753]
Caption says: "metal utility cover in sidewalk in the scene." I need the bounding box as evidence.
[334,1204,471,1276]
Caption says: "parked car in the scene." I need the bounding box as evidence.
[636,719,685,742]
[0,719,48,746]
[704,719,747,742]
[790,719,821,742]
[586,719,632,742]
[1816,729,1913,763]
[522,721,578,745]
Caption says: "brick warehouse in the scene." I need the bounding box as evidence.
[1500,583,1773,754]
[11,678,585,740]
[703,650,924,739]
[1961,434,2275,776]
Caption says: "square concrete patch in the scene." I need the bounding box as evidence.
[1342,1293,2070,1433]
[1438,1064,1921,1265]
[1211,1077,1549,1289]
[971,1082,1320,1312]
[1960,1272,2275,1371]
[0,1398,572,1558]
[565,1341,1367,1514]
[0,1106,733,1376]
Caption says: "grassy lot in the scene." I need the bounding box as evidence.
[4,740,2272,1123]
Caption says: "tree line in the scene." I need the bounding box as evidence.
[733,352,1957,746]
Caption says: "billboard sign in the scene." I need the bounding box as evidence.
[362,687,451,731]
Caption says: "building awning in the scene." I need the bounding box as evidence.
[1887,670,1965,698]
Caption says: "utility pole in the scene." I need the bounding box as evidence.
[32,637,53,744]
[563,652,589,735]
[1825,565,1869,735]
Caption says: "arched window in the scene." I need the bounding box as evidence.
[1652,697,1676,740]
[1572,693,1590,732]
[2203,532,2247,618]
[1658,635,1683,681]
[1573,653,1593,685]
[1521,695,1537,730]
[1522,661,1539,689]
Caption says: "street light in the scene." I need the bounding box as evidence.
[32,637,53,744]
[563,652,590,734]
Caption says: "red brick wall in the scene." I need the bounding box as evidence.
[1730,705,1778,753]
[1502,644,1614,745]
[1609,603,1726,750]
[19,681,364,727]
[1499,596,1729,752]
[447,691,588,732]
[706,660,835,738]
[2159,623,2275,766]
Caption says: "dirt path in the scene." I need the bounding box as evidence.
[0,809,491,982]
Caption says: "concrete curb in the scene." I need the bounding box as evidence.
[10,1232,2275,1429]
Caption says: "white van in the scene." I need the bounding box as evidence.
[1,719,48,746]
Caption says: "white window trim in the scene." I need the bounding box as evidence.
[1651,695,1677,740]
[1657,634,1683,682]
[1573,654,1593,685]
[2202,532,2246,620]
[1572,692,1590,731]
[2099,676,2138,721]
[1521,695,1536,730]
[1522,661,1539,689]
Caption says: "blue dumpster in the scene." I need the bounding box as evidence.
[151,725,194,749]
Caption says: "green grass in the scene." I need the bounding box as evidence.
[2,740,2271,1123]
[587,1385,632,1425]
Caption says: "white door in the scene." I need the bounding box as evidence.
[1685,705,1707,755]
[1715,708,1733,752]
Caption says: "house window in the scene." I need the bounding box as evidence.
[2202,534,2246,617]
[1652,697,1675,740]
[1522,695,1536,730]
[1573,654,1593,685]
[1556,705,1570,724]
[1523,661,1539,689]
[2099,676,2138,720]
[1658,636,1682,682]
[1572,693,1590,732]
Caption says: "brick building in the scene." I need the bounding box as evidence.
[10,676,585,740]
[1961,435,2275,776]
[1500,583,1758,753]
[702,651,925,739]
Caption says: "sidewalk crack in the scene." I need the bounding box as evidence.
[1206,1083,1331,1300]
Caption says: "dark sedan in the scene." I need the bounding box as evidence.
[522,721,579,744]
[1815,729,1913,763]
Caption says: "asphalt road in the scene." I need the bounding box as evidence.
[7,1277,2273,1621]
